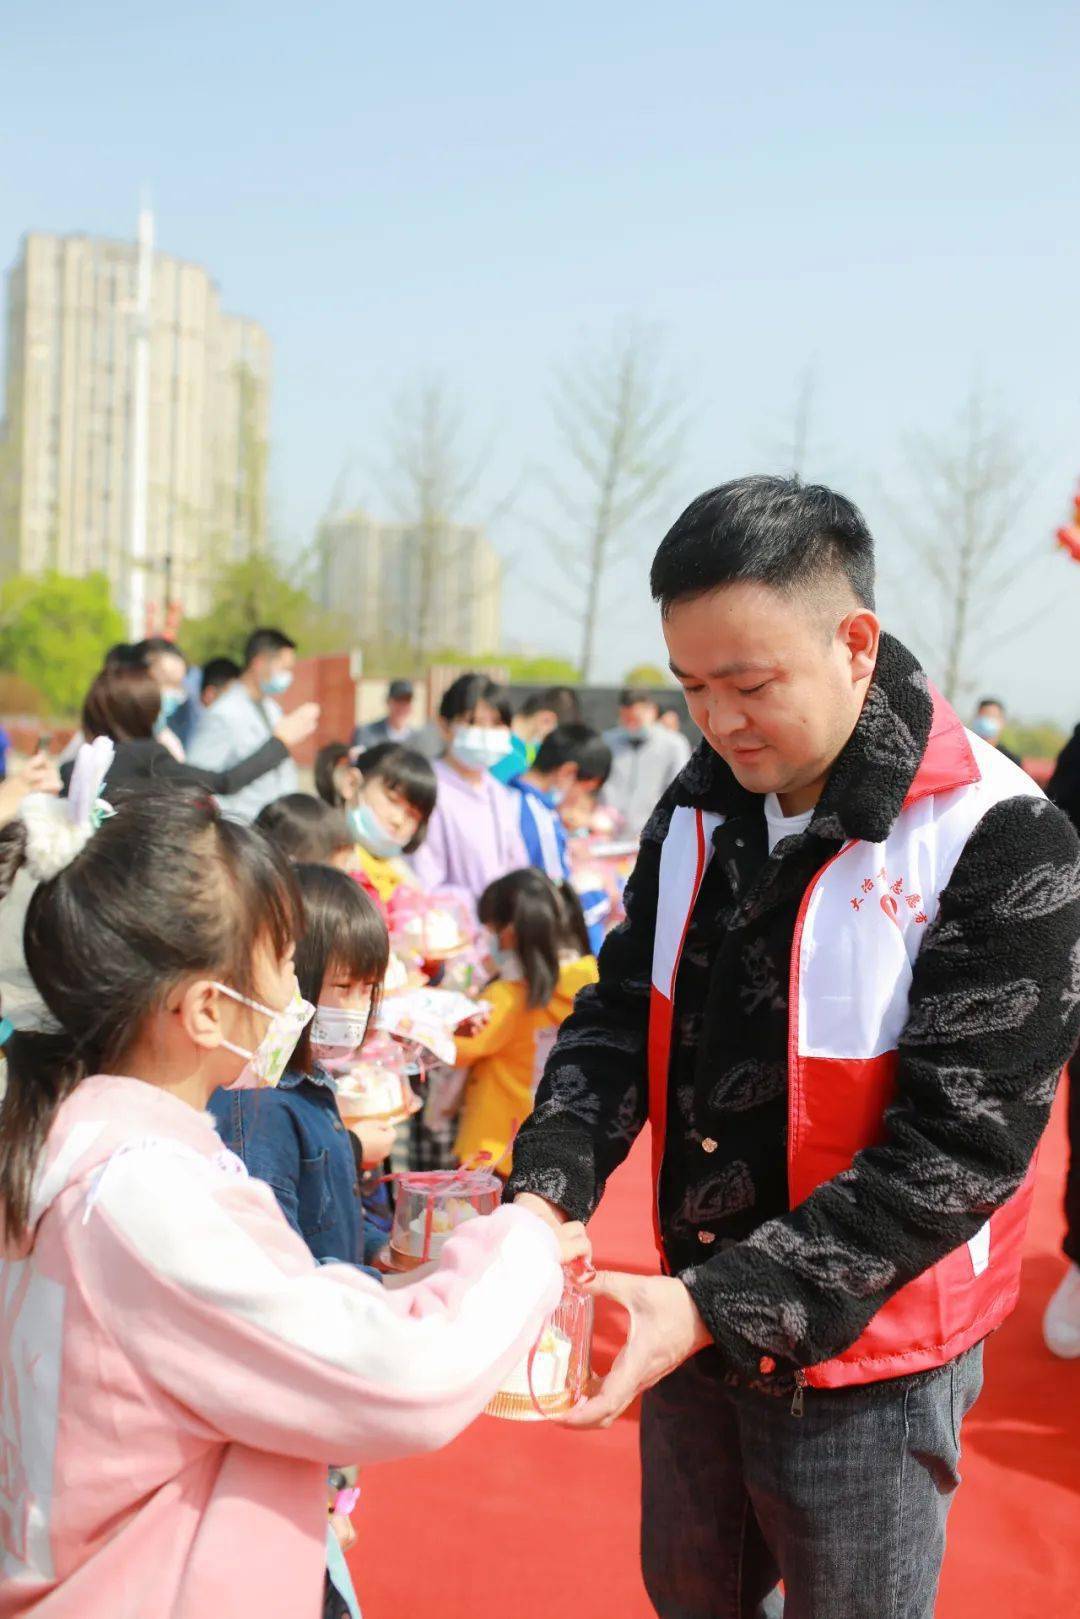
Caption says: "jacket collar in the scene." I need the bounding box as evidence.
[277,1063,338,1095]
[674,632,978,845]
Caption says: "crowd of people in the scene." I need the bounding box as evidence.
[0,626,695,1617]
[0,476,1077,1619]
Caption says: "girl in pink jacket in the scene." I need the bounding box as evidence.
[0,749,574,1618]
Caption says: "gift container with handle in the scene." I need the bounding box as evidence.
[485,1274,594,1421]
[335,1032,418,1125]
[387,1169,501,1270]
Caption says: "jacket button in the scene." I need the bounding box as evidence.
[702,1137,718,1154]
[697,1230,716,1245]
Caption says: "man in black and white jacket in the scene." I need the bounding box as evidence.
[507,477,1080,1619]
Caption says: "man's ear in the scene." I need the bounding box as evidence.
[840,609,880,686]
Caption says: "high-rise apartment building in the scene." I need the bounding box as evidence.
[317,509,502,657]
[0,225,270,623]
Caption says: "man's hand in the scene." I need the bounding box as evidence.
[514,1194,591,1271]
[274,702,320,749]
[561,1272,712,1429]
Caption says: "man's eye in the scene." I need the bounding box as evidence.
[738,682,770,697]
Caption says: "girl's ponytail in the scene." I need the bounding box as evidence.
[556,881,591,959]
[0,819,87,1243]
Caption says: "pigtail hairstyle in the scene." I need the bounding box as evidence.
[0,789,300,1243]
[478,869,563,1010]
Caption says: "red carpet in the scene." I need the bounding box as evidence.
[351,1099,1080,1618]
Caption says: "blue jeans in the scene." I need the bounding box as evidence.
[640,1344,984,1619]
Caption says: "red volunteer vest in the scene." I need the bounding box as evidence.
[648,693,1042,1388]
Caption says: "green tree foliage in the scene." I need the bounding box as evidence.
[623,661,671,688]
[1003,721,1067,762]
[181,555,353,666]
[0,572,124,716]
[496,653,580,685]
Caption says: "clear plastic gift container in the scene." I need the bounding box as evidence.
[485,1275,594,1422]
[388,889,473,962]
[387,1169,501,1270]
[335,1033,418,1125]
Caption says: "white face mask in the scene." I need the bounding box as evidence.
[309,996,374,1072]
[450,725,513,772]
[216,983,315,1090]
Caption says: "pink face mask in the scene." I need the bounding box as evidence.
[215,983,315,1089]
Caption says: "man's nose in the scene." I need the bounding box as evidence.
[706,695,748,739]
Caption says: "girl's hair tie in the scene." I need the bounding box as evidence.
[19,738,116,883]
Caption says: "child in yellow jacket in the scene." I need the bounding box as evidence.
[454,869,598,1175]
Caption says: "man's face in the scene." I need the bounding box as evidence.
[974,702,1005,743]
[664,581,879,801]
[388,696,414,728]
[619,700,658,734]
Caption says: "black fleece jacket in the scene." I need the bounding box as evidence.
[506,636,1080,1388]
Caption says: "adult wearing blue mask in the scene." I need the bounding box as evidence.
[132,637,190,760]
[602,687,692,838]
[188,627,319,822]
[410,671,526,907]
[971,695,1022,765]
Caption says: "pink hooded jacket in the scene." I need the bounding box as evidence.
[0,1074,562,1617]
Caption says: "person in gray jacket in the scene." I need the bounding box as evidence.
[603,688,691,838]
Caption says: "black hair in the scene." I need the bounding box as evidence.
[477,869,590,1009]
[133,636,188,669]
[0,789,300,1241]
[650,475,876,615]
[439,672,511,727]
[619,687,657,709]
[290,864,390,1076]
[315,742,354,809]
[104,642,144,672]
[255,794,352,865]
[201,657,241,693]
[244,627,297,668]
[353,743,438,853]
[532,724,612,788]
[977,696,1005,712]
[516,687,580,724]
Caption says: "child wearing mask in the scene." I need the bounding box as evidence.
[410,673,527,910]
[209,862,394,1619]
[0,752,580,1618]
[316,742,437,906]
[454,869,598,1175]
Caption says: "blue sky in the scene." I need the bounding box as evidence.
[4,2,1080,718]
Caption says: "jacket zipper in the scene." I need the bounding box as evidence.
[790,1370,806,1418]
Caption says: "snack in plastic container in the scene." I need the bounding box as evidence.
[389,889,473,961]
[485,1274,594,1421]
[387,1169,501,1270]
[335,1033,418,1124]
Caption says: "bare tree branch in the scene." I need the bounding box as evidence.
[540,323,685,679]
[886,388,1035,701]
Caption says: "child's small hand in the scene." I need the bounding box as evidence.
[352,1120,396,1167]
[329,1511,356,1553]
[456,1006,492,1039]
[556,1220,593,1272]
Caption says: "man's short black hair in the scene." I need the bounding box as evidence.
[650,476,875,614]
[244,627,297,668]
[517,687,582,724]
[978,696,1006,712]
[619,687,656,709]
[388,678,414,702]
[533,724,612,788]
[201,656,241,692]
[133,635,188,667]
